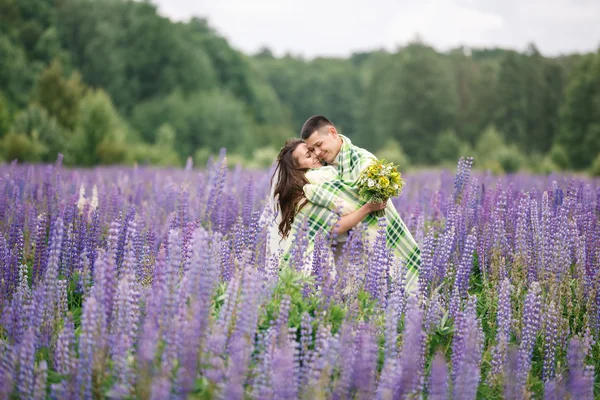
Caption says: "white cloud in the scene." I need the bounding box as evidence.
[153,0,600,56]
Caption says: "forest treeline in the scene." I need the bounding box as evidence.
[1,0,599,174]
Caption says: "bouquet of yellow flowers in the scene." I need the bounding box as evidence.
[357,159,405,217]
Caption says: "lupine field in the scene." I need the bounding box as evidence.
[1,154,599,399]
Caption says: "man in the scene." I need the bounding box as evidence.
[300,115,420,291]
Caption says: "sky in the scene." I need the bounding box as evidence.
[153,0,600,58]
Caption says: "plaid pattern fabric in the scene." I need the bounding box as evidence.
[303,135,421,290]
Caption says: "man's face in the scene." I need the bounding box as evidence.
[304,126,340,164]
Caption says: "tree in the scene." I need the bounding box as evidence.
[71,89,129,165]
[558,50,600,169]
[0,34,35,106]
[33,59,86,130]
[10,104,68,162]
[360,44,457,164]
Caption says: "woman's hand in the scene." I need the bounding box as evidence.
[365,201,387,213]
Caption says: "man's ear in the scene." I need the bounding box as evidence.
[329,126,338,136]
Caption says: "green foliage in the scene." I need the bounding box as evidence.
[496,144,525,173]
[33,59,86,130]
[10,104,68,162]
[0,34,36,106]
[548,143,569,169]
[131,89,252,157]
[0,0,597,170]
[433,129,465,163]
[71,89,129,165]
[128,123,182,166]
[374,138,410,170]
[558,50,600,169]
[361,44,458,164]
[0,131,44,161]
[590,153,600,177]
[0,92,10,136]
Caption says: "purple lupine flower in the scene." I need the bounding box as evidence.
[352,323,377,398]
[55,314,76,393]
[418,231,437,298]
[205,158,227,223]
[544,376,567,400]
[271,335,298,400]
[177,183,189,229]
[453,156,473,204]
[111,267,141,391]
[542,300,559,381]
[0,339,16,398]
[221,334,252,399]
[150,375,171,400]
[503,345,519,400]
[17,327,36,398]
[32,213,48,283]
[432,225,455,287]
[452,296,483,400]
[329,322,355,400]
[298,312,313,387]
[529,196,541,282]
[491,277,513,380]
[43,217,63,326]
[242,178,254,226]
[77,295,103,399]
[365,218,391,301]
[397,295,426,397]
[455,228,477,298]
[252,327,275,399]
[33,360,47,400]
[515,281,542,396]
[567,337,594,400]
[428,351,449,400]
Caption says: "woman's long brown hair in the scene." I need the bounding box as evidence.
[271,139,310,238]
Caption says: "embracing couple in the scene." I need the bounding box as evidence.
[262,115,420,292]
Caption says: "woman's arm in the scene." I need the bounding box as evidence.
[332,201,387,235]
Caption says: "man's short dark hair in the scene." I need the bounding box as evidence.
[300,115,334,140]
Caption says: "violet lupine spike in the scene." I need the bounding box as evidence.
[332,323,356,400]
[455,228,477,298]
[242,178,254,226]
[515,281,542,397]
[76,295,101,400]
[351,323,377,398]
[427,351,449,400]
[542,300,559,381]
[17,327,36,398]
[32,212,48,283]
[453,156,473,204]
[365,219,390,301]
[452,296,483,400]
[418,231,436,298]
[491,277,513,380]
[544,376,567,400]
[397,295,426,398]
[221,335,252,400]
[298,312,313,387]
[384,282,401,360]
[432,225,455,287]
[566,337,594,400]
[271,335,298,400]
[33,360,47,400]
[529,196,541,282]
[0,339,16,398]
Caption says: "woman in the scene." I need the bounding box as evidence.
[263,138,385,275]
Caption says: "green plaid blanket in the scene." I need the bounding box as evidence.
[300,134,421,290]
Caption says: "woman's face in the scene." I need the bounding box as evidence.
[292,143,322,169]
